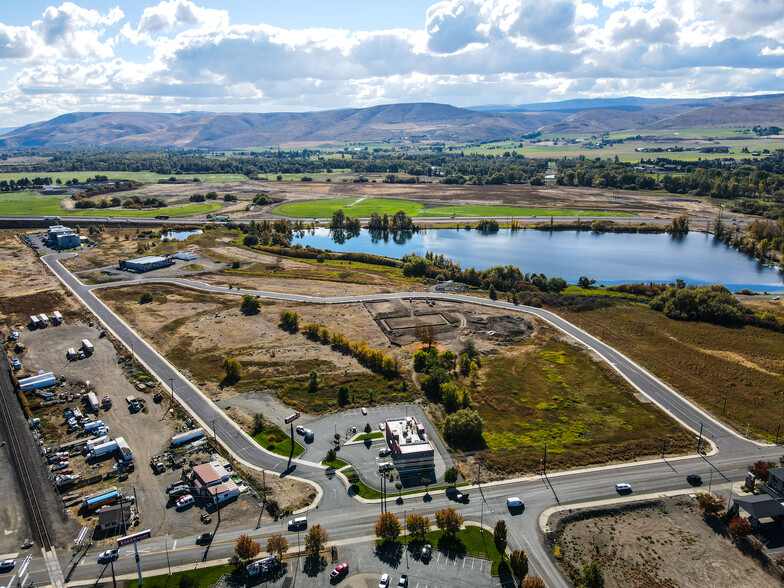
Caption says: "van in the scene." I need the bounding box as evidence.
[30,316,40,329]
[39,313,49,326]
[378,462,394,472]
[287,517,307,530]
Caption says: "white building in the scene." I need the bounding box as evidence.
[384,416,435,475]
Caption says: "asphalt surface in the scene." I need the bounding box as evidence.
[15,253,779,588]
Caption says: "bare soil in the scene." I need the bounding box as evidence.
[552,497,780,587]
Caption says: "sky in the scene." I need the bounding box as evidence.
[1,0,784,127]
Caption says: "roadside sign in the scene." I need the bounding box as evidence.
[284,412,300,424]
[117,529,151,546]
[18,555,32,577]
[75,525,89,547]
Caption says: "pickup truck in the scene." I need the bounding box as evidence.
[398,574,409,587]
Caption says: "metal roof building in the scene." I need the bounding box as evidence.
[119,255,174,272]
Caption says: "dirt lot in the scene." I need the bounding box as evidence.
[551,496,780,587]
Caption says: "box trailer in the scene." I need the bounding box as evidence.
[86,392,99,413]
[83,420,105,433]
[29,315,40,329]
[115,437,133,462]
[18,372,56,392]
[81,339,94,355]
[39,313,49,326]
[85,436,110,452]
[171,428,205,447]
[52,310,63,324]
[88,440,118,459]
[67,348,78,360]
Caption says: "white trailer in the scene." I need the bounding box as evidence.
[30,315,40,328]
[67,347,78,360]
[85,436,110,452]
[81,339,94,355]
[86,392,99,413]
[39,313,49,326]
[171,428,205,447]
[52,310,63,324]
[87,440,118,459]
[115,437,133,462]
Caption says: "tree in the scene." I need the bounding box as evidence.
[577,276,596,289]
[406,514,431,540]
[222,357,242,383]
[235,534,260,560]
[308,370,319,394]
[444,467,459,486]
[266,534,289,559]
[521,578,545,588]
[439,350,457,372]
[364,422,372,435]
[695,492,726,515]
[749,460,776,482]
[336,386,349,406]
[420,476,432,494]
[415,323,436,349]
[179,574,197,588]
[375,512,401,542]
[435,507,463,535]
[728,516,752,538]
[395,481,403,496]
[139,291,154,304]
[441,382,461,413]
[488,285,498,300]
[241,294,260,314]
[347,470,360,486]
[325,448,337,464]
[493,520,508,555]
[509,550,528,583]
[279,311,300,332]
[251,413,265,436]
[304,524,328,555]
[582,562,605,588]
[443,409,484,447]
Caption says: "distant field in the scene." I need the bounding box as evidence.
[272,197,631,218]
[0,191,221,217]
[256,168,352,181]
[0,171,248,183]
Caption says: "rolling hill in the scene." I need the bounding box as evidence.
[2,95,784,148]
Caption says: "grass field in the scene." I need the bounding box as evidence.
[253,426,305,458]
[474,336,693,474]
[0,191,222,217]
[568,301,784,441]
[272,197,630,218]
[124,564,235,588]
[0,171,248,183]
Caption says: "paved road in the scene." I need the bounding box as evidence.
[34,254,779,587]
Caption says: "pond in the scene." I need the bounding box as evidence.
[293,228,784,292]
[161,229,203,241]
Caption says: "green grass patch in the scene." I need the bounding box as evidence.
[400,525,506,576]
[0,171,247,183]
[124,564,236,588]
[0,191,222,217]
[343,468,382,499]
[353,431,383,442]
[474,337,693,475]
[272,197,630,218]
[322,458,349,469]
[252,426,305,458]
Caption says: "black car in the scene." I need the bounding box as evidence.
[196,532,213,545]
[687,474,702,485]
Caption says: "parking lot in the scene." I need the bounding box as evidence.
[251,539,502,588]
[295,405,454,491]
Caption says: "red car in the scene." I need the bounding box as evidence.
[330,562,349,579]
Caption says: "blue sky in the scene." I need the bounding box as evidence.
[1,0,783,126]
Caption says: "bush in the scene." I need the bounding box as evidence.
[240,294,261,314]
[279,311,300,332]
[139,291,154,304]
[443,409,484,447]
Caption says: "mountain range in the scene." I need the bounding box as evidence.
[2,94,783,149]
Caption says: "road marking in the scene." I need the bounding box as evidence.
[172,540,177,550]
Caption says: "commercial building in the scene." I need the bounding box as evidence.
[97,503,132,532]
[119,255,174,272]
[47,225,81,249]
[383,416,435,475]
[191,460,240,504]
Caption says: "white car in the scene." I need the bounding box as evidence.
[0,558,16,570]
[378,573,390,588]
[176,494,194,509]
[379,448,392,457]
[506,497,524,509]
[295,425,306,435]
[378,422,385,431]
[615,483,632,493]
[361,407,368,415]
[97,549,119,563]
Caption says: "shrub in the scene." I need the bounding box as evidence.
[240,294,260,314]
[139,291,154,304]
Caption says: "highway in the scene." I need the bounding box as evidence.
[22,254,780,587]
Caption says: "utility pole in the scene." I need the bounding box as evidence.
[212,419,217,444]
[723,389,728,414]
[776,424,781,446]
[543,442,548,475]
[697,423,703,454]
[661,439,666,459]
[404,509,409,569]
[165,534,171,576]
[169,378,175,408]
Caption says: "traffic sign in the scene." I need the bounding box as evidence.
[284,412,300,424]
[117,529,151,546]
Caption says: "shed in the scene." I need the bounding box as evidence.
[119,256,174,273]
[173,252,198,261]
[97,504,132,532]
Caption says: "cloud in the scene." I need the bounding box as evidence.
[123,0,229,42]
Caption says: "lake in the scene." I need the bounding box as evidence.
[293,228,784,292]
[161,229,202,241]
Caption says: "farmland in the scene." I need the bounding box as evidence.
[271,197,632,218]
[0,171,248,183]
